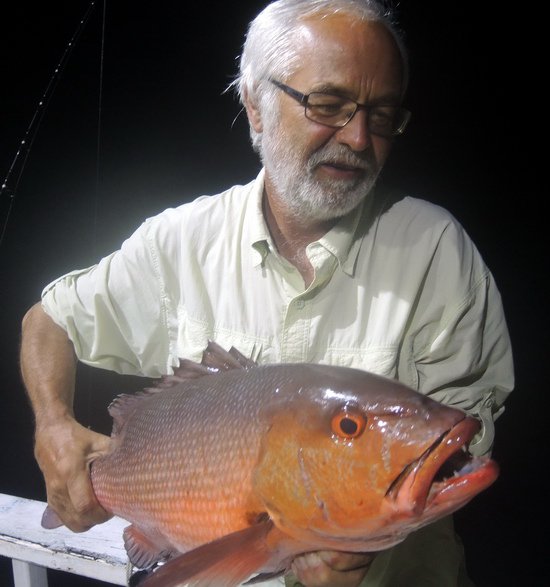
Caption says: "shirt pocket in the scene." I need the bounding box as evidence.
[319,346,399,378]
[176,309,265,364]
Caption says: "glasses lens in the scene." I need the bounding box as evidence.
[305,93,356,127]
[305,91,410,137]
[368,106,404,138]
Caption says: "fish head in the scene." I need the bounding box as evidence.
[253,364,498,550]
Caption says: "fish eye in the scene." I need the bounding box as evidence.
[331,407,366,439]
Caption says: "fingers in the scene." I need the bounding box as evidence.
[317,550,375,572]
[291,550,375,587]
[35,419,113,532]
[65,458,112,531]
[46,473,109,532]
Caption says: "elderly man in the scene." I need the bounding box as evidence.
[20,1,513,586]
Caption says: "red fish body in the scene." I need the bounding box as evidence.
[43,342,499,587]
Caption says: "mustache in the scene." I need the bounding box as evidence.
[308,146,375,172]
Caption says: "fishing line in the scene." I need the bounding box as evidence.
[93,0,107,259]
[0,0,99,249]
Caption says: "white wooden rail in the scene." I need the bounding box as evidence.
[0,493,130,586]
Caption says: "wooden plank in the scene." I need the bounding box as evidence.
[0,493,130,585]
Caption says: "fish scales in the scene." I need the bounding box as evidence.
[91,371,271,548]
[42,342,499,587]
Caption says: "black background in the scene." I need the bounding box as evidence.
[0,1,545,586]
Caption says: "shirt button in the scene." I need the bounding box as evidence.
[295,299,305,309]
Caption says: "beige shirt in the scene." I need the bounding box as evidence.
[41,169,513,585]
[42,169,513,456]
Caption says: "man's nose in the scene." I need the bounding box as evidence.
[334,108,372,152]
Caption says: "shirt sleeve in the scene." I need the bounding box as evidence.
[41,214,180,377]
[410,220,514,457]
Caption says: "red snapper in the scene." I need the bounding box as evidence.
[42,342,499,586]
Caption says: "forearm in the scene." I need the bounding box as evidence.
[20,301,78,427]
[20,301,112,530]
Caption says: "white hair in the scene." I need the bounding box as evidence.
[229,0,409,151]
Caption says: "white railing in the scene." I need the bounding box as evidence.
[0,493,130,586]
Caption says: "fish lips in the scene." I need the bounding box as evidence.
[386,416,499,518]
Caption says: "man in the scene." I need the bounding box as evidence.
[20,1,514,586]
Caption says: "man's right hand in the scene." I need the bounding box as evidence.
[34,416,113,532]
[20,302,113,532]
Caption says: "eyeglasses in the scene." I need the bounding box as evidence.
[270,79,411,138]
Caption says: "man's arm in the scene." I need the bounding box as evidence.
[20,302,112,532]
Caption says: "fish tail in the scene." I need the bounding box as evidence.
[41,505,64,529]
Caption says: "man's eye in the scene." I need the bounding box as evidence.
[369,108,394,128]
[309,93,347,104]
[310,103,344,116]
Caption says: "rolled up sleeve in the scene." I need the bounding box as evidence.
[41,217,179,377]
[414,258,513,456]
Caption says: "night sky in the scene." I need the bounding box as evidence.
[0,1,544,585]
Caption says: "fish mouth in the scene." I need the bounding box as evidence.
[386,416,499,517]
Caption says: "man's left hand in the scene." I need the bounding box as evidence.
[291,550,375,587]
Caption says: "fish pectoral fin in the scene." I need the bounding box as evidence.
[139,518,284,587]
[243,570,286,584]
[124,524,177,569]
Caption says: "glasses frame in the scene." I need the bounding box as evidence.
[270,79,411,138]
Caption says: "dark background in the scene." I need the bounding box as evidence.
[0,1,544,586]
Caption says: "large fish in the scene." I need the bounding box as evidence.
[42,342,498,587]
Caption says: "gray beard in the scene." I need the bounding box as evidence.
[260,125,380,223]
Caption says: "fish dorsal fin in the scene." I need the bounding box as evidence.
[201,340,257,371]
[108,343,257,436]
[138,518,286,587]
[169,340,257,382]
[107,390,157,437]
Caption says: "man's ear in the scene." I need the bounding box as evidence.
[243,87,263,133]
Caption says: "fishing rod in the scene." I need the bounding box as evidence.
[0,0,103,249]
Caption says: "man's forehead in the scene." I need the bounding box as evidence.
[293,13,396,50]
[288,15,404,96]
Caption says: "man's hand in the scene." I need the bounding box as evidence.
[291,550,375,587]
[34,416,112,532]
[21,302,112,532]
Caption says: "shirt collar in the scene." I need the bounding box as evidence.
[316,198,369,276]
[247,167,375,275]
[247,169,271,266]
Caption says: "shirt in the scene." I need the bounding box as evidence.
[41,169,514,586]
[42,168,513,455]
